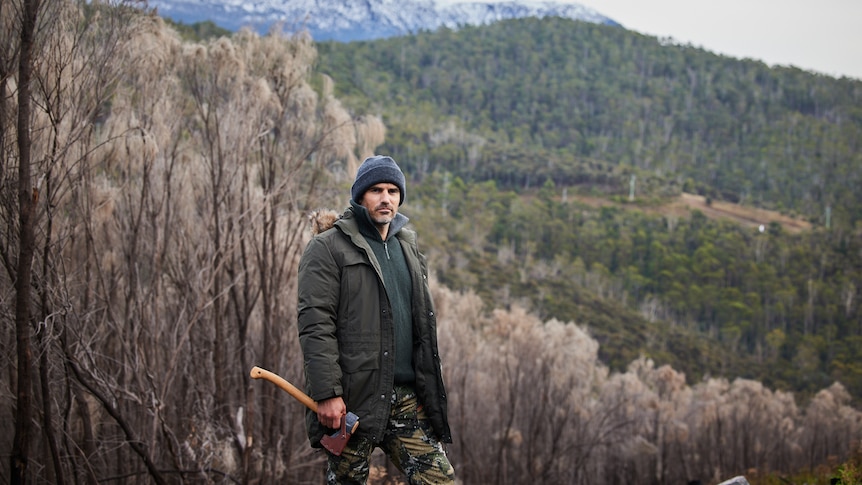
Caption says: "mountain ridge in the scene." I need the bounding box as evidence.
[149,0,620,41]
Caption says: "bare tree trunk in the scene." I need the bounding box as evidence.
[39,334,64,484]
[71,383,100,485]
[11,0,41,482]
[67,356,168,485]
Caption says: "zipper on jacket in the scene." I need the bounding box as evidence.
[384,242,391,260]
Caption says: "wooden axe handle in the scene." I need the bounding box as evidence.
[250,366,318,413]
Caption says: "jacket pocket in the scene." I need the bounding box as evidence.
[338,261,382,344]
[339,345,379,373]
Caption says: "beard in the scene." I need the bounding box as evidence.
[370,208,394,226]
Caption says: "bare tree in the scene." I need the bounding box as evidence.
[431,279,862,485]
[9,1,41,482]
[2,1,371,481]
[2,0,170,481]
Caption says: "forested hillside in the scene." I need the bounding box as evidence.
[3,2,862,483]
[313,17,862,402]
[317,17,862,225]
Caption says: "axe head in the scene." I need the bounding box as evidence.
[320,412,360,456]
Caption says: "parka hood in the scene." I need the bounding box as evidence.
[309,209,341,235]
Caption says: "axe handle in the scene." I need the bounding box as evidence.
[250,366,318,413]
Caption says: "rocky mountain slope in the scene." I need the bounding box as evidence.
[149,0,620,41]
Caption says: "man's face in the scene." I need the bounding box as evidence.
[359,182,400,226]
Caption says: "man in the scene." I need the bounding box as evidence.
[297,155,455,484]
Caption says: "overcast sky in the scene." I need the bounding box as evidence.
[441,0,862,80]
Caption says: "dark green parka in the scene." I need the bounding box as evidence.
[297,207,452,447]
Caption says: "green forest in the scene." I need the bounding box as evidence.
[316,18,862,223]
[311,17,862,402]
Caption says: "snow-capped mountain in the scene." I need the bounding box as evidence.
[150,0,620,41]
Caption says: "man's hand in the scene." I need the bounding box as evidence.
[317,396,347,429]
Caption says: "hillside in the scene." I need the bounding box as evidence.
[316,17,862,228]
[313,17,862,401]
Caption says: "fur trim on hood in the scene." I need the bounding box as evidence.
[309,209,340,235]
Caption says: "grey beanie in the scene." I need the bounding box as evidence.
[351,155,406,206]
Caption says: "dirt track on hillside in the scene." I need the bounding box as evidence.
[574,192,812,234]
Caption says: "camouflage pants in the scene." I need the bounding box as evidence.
[326,386,455,484]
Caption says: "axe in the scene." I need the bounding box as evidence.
[250,366,359,456]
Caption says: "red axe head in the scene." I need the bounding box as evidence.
[320,412,360,456]
[248,367,361,456]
